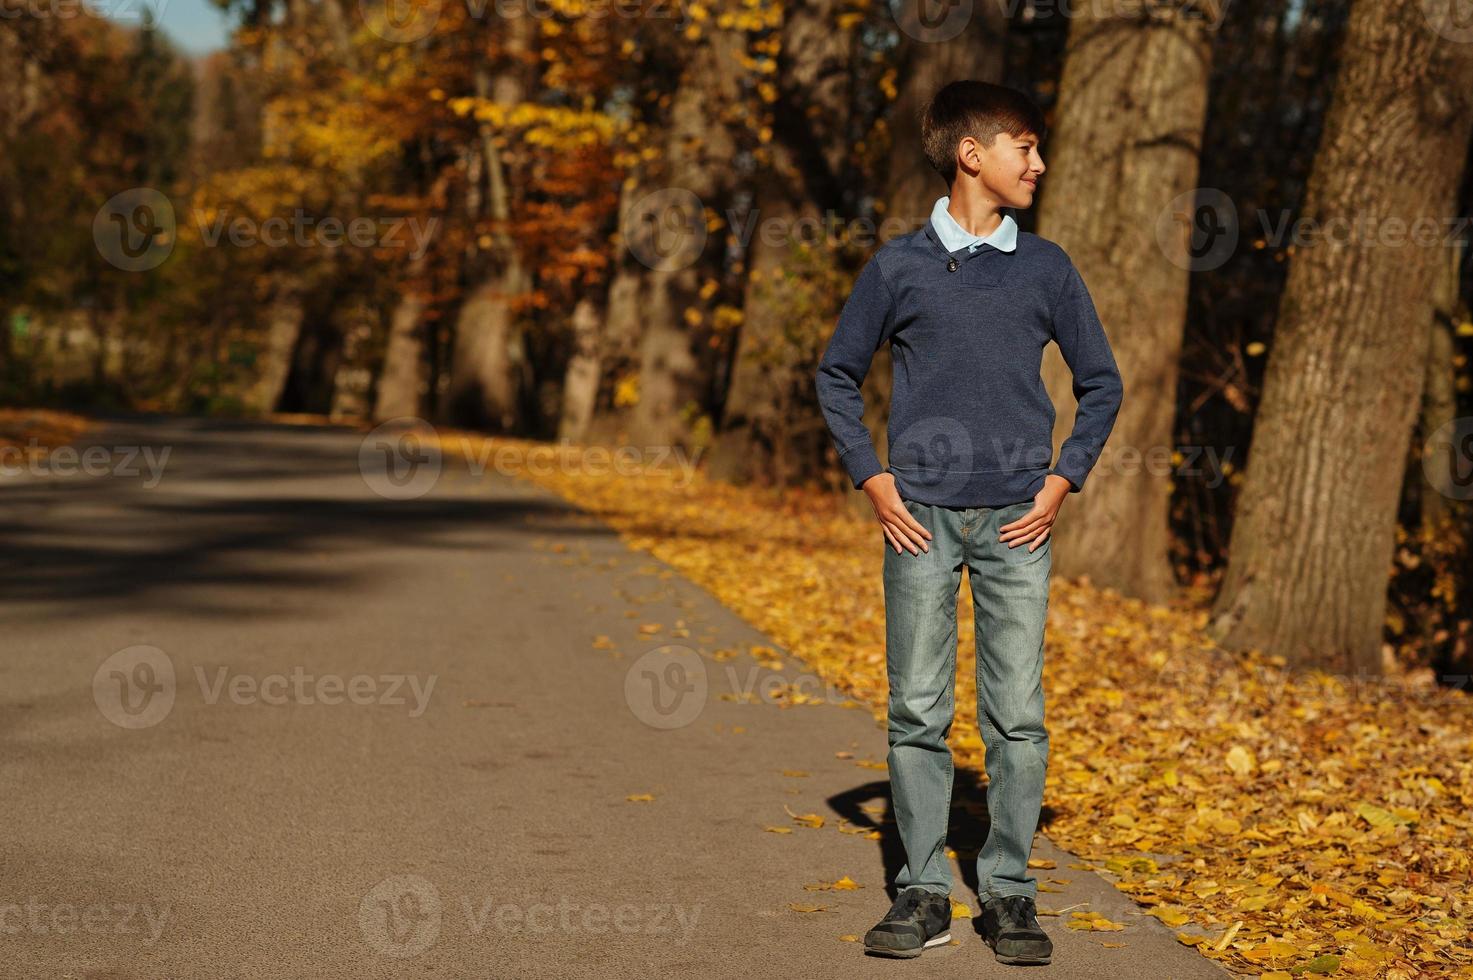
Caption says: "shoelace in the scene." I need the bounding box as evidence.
[885,890,927,922]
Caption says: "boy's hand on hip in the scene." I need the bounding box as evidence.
[999,475,1071,553]
[862,473,932,555]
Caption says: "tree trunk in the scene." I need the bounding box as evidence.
[1207,0,1473,674]
[624,30,745,450]
[1034,0,1218,604]
[1419,239,1464,532]
[705,0,855,486]
[881,0,1009,236]
[448,21,532,432]
[375,260,430,421]
[248,280,305,415]
[557,296,603,443]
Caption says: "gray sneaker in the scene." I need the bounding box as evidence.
[863,886,952,958]
[979,894,1053,965]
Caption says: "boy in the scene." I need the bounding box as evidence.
[814,80,1124,965]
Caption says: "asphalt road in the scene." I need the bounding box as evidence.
[0,415,1235,979]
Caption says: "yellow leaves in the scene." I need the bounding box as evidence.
[780,769,808,778]
[787,903,832,914]
[625,793,654,802]
[1246,341,1267,356]
[449,436,1473,980]
[445,98,616,148]
[1352,802,1418,829]
[613,373,639,408]
[803,875,862,891]
[879,67,898,101]
[591,635,615,649]
[1149,905,1193,927]
[1067,911,1125,931]
[782,804,824,829]
[1226,744,1258,777]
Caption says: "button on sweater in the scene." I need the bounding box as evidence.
[815,213,1125,508]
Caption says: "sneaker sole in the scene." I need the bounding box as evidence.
[864,931,952,958]
[988,937,1052,965]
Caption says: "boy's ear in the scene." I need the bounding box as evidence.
[955,135,983,177]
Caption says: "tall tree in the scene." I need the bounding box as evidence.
[705,0,859,485]
[446,15,536,431]
[1207,0,1473,673]
[1034,0,1220,603]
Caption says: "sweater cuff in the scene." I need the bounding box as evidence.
[839,443,885,490]
[1049,450,1099,493]
[1047,468,1083,493]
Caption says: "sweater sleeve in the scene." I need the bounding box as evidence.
[815,255,898,490]
[1048,261,1124,493]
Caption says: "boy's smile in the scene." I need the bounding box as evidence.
[983,131,1045,209]
[957,130,1046,211]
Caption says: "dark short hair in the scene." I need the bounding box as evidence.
[921,81,1047,185]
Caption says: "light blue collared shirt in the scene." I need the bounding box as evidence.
[930,196,1018,254]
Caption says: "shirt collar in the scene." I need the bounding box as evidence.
[927,196,1018,254]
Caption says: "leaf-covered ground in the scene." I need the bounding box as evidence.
[444,432,1473,980]
[0,408,92,455]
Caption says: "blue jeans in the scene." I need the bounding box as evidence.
[883,496,1051,903]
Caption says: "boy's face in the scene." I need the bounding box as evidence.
[957,130,1045,209]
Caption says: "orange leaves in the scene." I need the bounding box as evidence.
[450,431,1473,979]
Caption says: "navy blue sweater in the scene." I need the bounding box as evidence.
[815,218,1124,508]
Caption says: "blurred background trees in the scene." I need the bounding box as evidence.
[2,0,1471,680]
